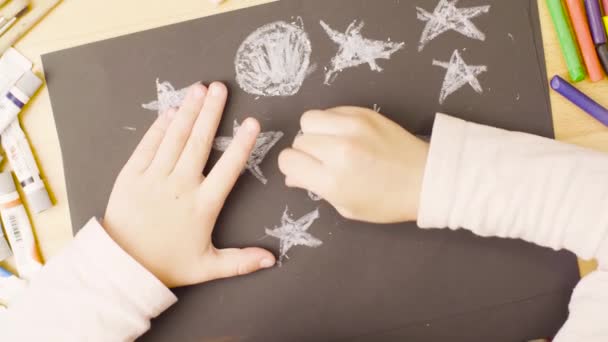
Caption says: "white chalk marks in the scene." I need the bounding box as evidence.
[213,121,284,185]
[265,207,322,264]
[142,79,188,114]
[433,50,487,104]
[320,20,404,85]
[308,191,322,201]
[417,0,490,52]
[235,20,312,97]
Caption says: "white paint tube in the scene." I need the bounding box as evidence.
[0,221,11,261]
[0,171,43,280]
[0,266,26,307]
[0,48,32,95]
[2,121,52,213]
[0,71,42,134]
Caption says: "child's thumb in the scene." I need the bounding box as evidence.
[203,247,276,282]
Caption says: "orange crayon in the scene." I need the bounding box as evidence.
[565,0,604,81]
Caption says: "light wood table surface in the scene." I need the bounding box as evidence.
[1,0,604,277]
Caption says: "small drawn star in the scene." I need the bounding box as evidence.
[417,0,490,51]
[213,121,284,185]
[265,207,322,264]
[433,50,487,104]
[320,20,404,85]
[142,79,188,114]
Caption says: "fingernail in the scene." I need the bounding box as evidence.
[260,258,275,268]
[209,82,225,97]
[242,118,258,133]
[191,84,206,99]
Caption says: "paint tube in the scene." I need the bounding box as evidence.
[0,71,42,133]
[2,121,52,213]
[0,220,11,261]
[0,48,32,95]
[0,171,43,280]
[0,265,27,307]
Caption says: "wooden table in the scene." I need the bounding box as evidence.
[1,0,604,277]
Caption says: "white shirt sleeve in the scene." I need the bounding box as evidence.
[418,113,608,342]
[0,218,177,342]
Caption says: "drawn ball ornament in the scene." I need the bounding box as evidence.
[235,21,312,97]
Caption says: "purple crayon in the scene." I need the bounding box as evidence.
[551,75,608,127]
[585,0,607,45]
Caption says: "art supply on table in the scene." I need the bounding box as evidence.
[597,43,608,72]
[565,0,604,81]
[0,265,27,307]
[0,0,29,36]
[551,75,608,127]
[546,0,586,82]
[0,0,9,8]
[0,47,32,94]
[0,0,62,54]
[603,16,608,37]
[2,122,52,213]
[0,220,11,261]
[585,0,607,45]
[0,171,42,280]
[0,71,41,133]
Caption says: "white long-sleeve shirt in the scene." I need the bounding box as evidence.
[1,113,606,341]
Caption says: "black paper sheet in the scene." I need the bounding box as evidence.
[42,0,579,341]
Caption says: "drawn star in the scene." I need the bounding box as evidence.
[433,50,487,104]
[320,20,405,85]
[265,207,322,264]
[417,0,490,51]
[142,79,188,113]
[213,121,284,185]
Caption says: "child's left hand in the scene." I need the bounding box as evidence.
[103,82,276,288]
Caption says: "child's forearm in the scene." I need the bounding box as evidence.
[418,113,608,269]
[0,218,177,341]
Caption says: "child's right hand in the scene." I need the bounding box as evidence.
[279,106,429,224]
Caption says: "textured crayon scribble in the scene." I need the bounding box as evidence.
[265,207,322,264]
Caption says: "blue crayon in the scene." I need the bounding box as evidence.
[0,266,12,277]
[551,75,608,127]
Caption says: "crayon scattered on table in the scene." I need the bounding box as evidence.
[565,0,604,81]
[546,0,586,82]
[551,75,608,127]
[585,0,607,45]
[597,44,608,73]
[603,16,608,38]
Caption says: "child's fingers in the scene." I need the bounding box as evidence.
[123,110,175,175]
[300,109,358,136]
[200,247,275,282]
[200,118,260,213]
[172,82,227,180]
[292,134,344,164]
[278,148,328,195]
[147,83,207,175]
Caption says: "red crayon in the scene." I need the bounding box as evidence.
[566,0,605,81]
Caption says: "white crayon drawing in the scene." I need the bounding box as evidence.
[235,19,313,97]
[320,20,405,85]
[433,50,487,104]
[373,104,381,113]
[213,121,284,185]
[416,0,490,52]
[265,207,322,264]
[308,191,322,201]
[122,126,137,132]
[142,79,188,114]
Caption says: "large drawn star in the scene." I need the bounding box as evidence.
[417,0,490,51]
[433,50,487,104]
[213,121,284,185]
[320,20,404,85]
[265,207,322,264]
[142,79,188,114]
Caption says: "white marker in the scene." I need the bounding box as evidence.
[2,121,52,213]
[0,172,42,280]
[0,71,41,134]
[0,221,11,261]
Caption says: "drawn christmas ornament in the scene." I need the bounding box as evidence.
[265,207,322,264]
[235,20,313,97]
[433,49,487,104]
